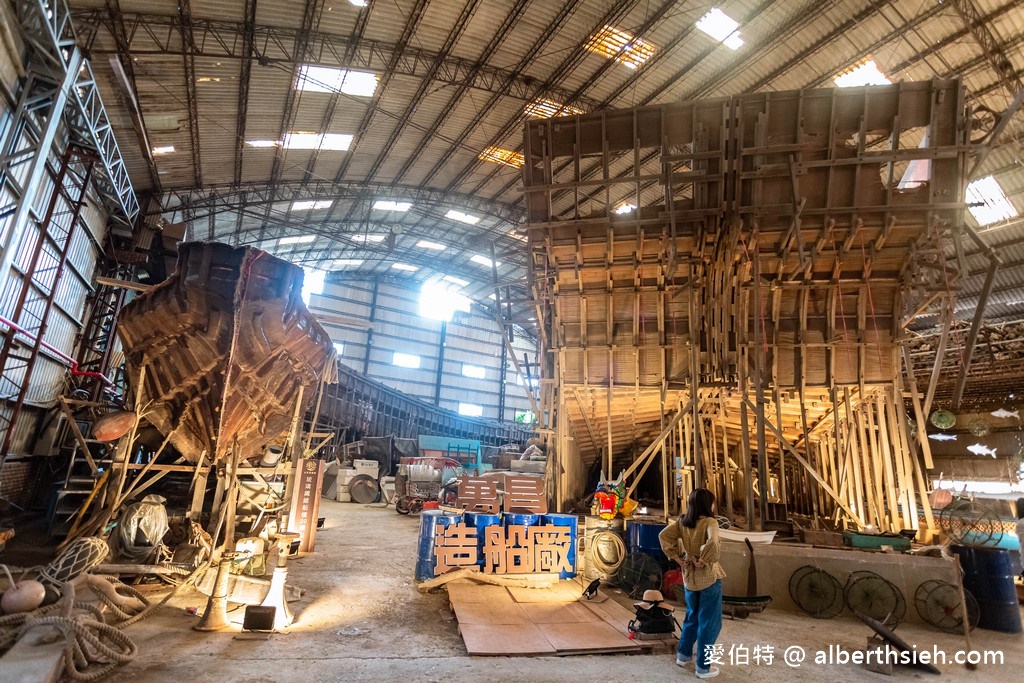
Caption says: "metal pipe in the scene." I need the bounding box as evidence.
[0,314,112,385]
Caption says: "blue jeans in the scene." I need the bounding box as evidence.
[678,579,723,672]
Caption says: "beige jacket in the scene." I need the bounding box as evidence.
[659,516,727,591]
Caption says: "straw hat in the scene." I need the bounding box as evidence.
[634,588,674,611]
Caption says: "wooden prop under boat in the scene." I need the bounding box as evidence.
[117,242,336,463]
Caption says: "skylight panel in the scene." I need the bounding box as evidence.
[442,275,469,287]
[291,199,333,212]
[392,352,420,369]
[333,342,345,355]
[446,209,480,225]
[332,258,364,267]
[479,146,525,168]
[462,364,486,380]
[350,234,385,242]
[524,98,585,119]
[373,200,412,212]
[584,25,656,69]
[296,65,377,96]
[246,140,279,148]
[458,402,484,417]
[279,235,316,245]
[834,58,891,87]
[391,263,419,272]
[470,254,500,268]
[695,8,744,50]
[349,0,368,6]
[152,145,175,155]
[614,203,637,215]
[966,176,1018,226]
[283,132,353,150]
[416,240,447,251]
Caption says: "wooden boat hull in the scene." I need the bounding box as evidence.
[117,242,335,463]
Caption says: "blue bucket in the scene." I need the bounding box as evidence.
[465,512,501,567]
[951,545,1022,633]
[415,510,463,581]
[627,521,670,568]
[542,513,579,579]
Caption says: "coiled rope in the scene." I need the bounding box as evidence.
[587,530,627,574]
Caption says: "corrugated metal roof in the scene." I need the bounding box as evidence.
[63,0,1024,343]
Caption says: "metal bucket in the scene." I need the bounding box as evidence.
[542,513,578,579]
[627,520,670,569]
[415,510,463,581]
[465,512,501,567]
[582,516,625,581]
[502,512,541,528]
[951,544,1022,633]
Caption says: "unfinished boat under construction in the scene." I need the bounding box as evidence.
[117,241,336,463]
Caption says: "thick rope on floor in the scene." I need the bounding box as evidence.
[0,582,136,682]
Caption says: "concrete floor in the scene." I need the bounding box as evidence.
[100,500,1022,683]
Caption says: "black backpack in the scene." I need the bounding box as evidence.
[628,604,678,636]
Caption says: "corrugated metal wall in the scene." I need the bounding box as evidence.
[309,279,536,423]
[0,7,109,462]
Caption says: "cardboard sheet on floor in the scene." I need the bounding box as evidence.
[537,621,640,654]
[459,623,557,656]
[446,581,511,604]
[506,582,582,603]
[519,601,595,624]
[452,599,531,625]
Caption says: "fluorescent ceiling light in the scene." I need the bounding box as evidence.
[246,139,279,147]
[524,98,585,119]
[296,65,377,96]
[291,199,333,211]
[470,254,500,268]
[196,76,220,83]
[373,200,412,212]
[283,132,353,150]
[479,146,525,168]
[695,8,743,50]
[152,145,175,155]
[834,58,891,87]
[446,209,480,225]
[416,240,446,251]
[332,258,364,267]
[391,263,418,272]
[279,235,316,245]
[584,25,656,69]
[966,176,1018,226]
[442,275,469,287]
[350,234,385,242]
[614,203,636,214]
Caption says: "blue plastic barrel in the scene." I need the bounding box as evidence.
[627,521,670,568]
[465,512,501,567]
[951,544,1022,633]
[542,513,579,579]
[415,510,463,581]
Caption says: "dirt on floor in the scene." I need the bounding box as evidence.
[43,500,1023,682]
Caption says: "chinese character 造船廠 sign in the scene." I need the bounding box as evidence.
[432,522,574,575]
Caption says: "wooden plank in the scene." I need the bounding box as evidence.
[459,623,557,656]
[536,621,641,654]
[0,632,65,683]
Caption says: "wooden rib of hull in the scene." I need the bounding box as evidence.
[117,242,335,463]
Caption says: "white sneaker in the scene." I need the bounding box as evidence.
[695,666,720,679]
[676,656,692,667]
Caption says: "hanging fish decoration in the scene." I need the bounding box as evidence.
[990,408,1020,420]
[966,443,998,458]
[928,433,958,442]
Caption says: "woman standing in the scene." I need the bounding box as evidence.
[659,488,727,679]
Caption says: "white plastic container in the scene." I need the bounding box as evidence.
[337,484,352,503]
[353,459,378,477]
